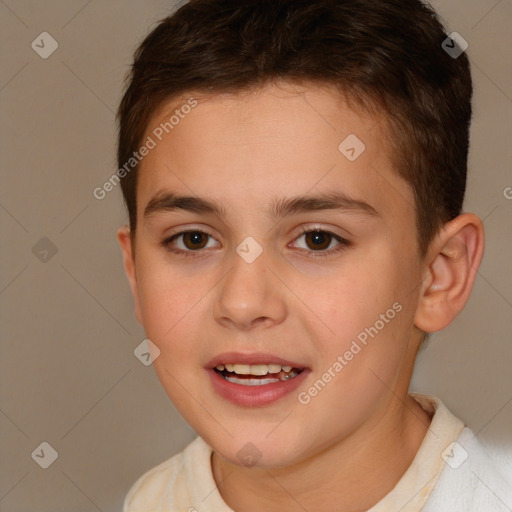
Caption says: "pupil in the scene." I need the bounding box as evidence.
[185,232,207,249]
[307,230,330,250]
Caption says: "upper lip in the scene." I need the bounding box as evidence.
[206,352,308,369]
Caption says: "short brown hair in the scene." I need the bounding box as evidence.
[117,0,472,256]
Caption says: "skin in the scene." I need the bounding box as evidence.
[118,81,484,511]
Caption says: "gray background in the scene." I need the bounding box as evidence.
[1,0,511,511]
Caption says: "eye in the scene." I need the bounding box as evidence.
[162,229,219,257]
[291,228,350,258]
[161,227,350,259]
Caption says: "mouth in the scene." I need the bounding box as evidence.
[206,353,310,406]
[214,363,304,386]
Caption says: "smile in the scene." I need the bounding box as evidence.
[214,363,304,386]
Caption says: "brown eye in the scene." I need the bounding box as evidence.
[162,229,219,257]
[304,230,332,250]
[291,228,350,258]
[181,231,209,250]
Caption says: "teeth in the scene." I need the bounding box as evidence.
[233,364,251,375]
[215,363,297,375]
[248,364,269,376]
[222,369,301,385]
[225,376,280,386]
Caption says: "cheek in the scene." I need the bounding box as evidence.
[136,263,205,402]
[291,256,397,338]
[135,264,199,366]
[136,250,205,329]
[138,277,182,339]
[299,250,417,378]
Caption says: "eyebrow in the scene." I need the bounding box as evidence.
[143,191,379,221]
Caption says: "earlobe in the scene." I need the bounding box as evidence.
[116,226,143,324]
[415,213,485,333]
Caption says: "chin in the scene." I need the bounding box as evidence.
[205,426,310,470]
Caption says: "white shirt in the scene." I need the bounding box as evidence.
[124,393,512,511]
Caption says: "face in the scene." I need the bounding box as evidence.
[121,82,427,468]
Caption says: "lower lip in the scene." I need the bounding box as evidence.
[207,368,310,407]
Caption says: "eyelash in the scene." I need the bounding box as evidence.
[161,227,350,259]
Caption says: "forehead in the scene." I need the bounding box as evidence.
[136,82,415,226]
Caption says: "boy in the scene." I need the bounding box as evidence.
[116,0,512,510]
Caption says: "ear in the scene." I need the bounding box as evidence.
[415,213,485,333]
[117,226,143,324]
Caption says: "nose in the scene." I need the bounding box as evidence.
[213,245,287,331]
